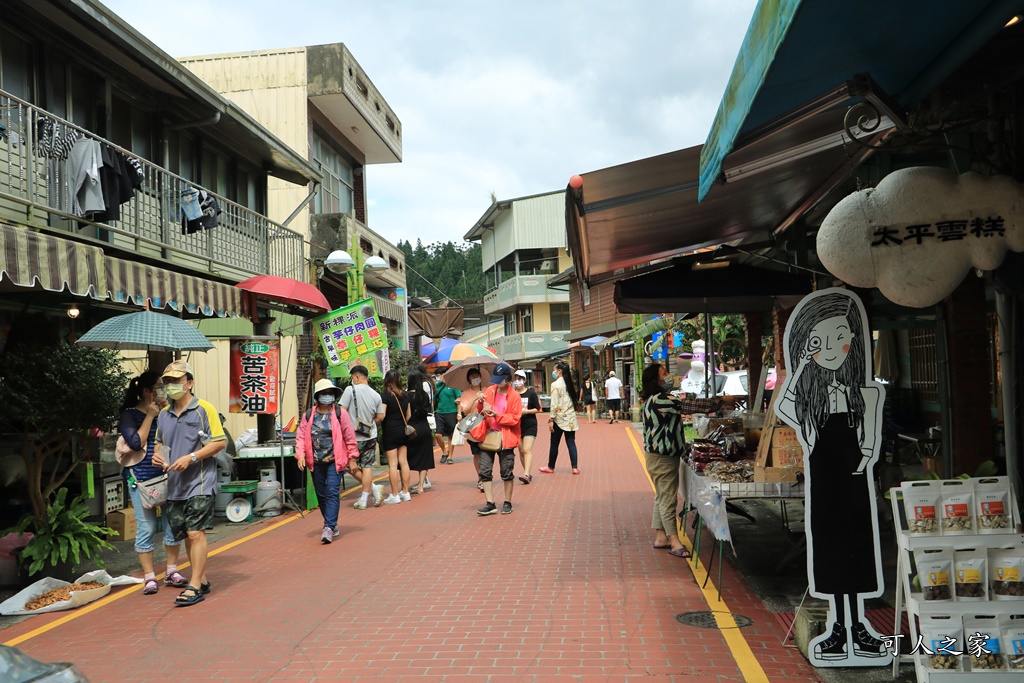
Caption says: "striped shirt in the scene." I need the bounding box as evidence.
[642,393,722,456]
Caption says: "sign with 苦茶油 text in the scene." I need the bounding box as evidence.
[229,337,279,414]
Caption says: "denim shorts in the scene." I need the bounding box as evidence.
[127,482,180,554]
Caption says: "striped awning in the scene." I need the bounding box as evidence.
[1,223,246,318]
[0,223,106,298]
[105,257,247,318]
[370,291,405,323]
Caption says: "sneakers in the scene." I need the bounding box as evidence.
[332,527,340,538]
[383,493,402,505]
[538,467,554,474]
[400,491,412,502]
[422,477,432,490]
[353,499,367,510]
[320,527,333,544]
[501,501,513,515]
[372,484,385,507]
[477,502,498,516]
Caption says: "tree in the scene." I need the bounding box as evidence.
[0,344,131,521]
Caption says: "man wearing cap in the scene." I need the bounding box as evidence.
[604,370,623,424]
[466,362,522,515]
[152,360,226,607]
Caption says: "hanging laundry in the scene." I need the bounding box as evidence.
[181,188,221,234]
[36,117,80,160]
[93,147,145,223]
[180,186,203,221]
[66,138,105,217]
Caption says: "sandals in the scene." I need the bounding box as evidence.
[440,456,449,464]
[667,547,691,558]
[200,581,212,594]
[572,468,581,475]
[142,579,159,595]
[518,474,532,485]
[174,585,205,607]
[164,570,189,588]
[538,467,554,474]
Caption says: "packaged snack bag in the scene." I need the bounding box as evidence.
[975,477,1012,533]
[964,614,1005,670]
[920,615,964,671]
[903,480,941,535]
[940,479,975,535]
[914,547,954,602]
[955,549,988,601]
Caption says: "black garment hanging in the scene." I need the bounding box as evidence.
[181,189,221,234]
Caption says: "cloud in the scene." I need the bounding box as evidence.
[816,167,1024,307]
[104,0,759,243]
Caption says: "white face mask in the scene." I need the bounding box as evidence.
[471,377,482,386]
[512,379,525,389]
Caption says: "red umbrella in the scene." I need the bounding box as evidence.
[236,275,330,311]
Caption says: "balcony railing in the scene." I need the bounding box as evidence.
[0,89,303,281]
[491,331,569,361]
[483,274,569,315]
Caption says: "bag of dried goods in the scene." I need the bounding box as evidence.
[940,479,975,535]
[915,548,954,602]
[920,615,963,671]
[902,480,941,535]
[975,477,1012,533]
[1004,618,1024,671]
[964,615,1006,670]
[954,548,988,601]
[990,548,1024,600]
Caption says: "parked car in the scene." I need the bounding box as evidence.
[0,645,89,682]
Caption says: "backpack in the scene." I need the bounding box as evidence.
[304,405,342,423]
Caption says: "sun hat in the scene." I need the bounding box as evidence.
[312,378,342,398]
[162,359,194,379]
[489,362,513,384]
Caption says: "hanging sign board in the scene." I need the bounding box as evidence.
[228,337,279,414]
[313,298,390,379]
[817,167,1024,307]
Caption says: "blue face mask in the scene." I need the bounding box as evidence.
[317,394,336,405]
[551,370,558,379]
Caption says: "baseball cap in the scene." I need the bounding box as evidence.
[608,370,616,377]
[513,369,527,379]
[162,359,194,379]
[490,362,513,384]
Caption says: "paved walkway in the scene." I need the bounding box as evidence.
[2,416,821,682]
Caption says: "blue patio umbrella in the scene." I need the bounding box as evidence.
[419,337,462,359]
[76,310,214,352]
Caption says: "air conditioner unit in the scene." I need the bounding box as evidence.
[539,259,557,273]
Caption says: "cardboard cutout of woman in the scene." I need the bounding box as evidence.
[775,288,891,667]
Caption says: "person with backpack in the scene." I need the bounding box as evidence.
[294,378,359,544]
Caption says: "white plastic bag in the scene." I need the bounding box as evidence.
[0,570,142,616]
[451,429,466,446]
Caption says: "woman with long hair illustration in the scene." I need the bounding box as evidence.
[775,288,889,666]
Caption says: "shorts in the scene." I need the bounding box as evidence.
[436,412,458,437]
[166,495,215,542]
[478,448,516,482]
[608,398,622,412]
[353,439,377,469]
[583,396,595,405]
[520,423,538,439]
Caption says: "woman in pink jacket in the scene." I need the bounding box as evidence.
[295,379,359,544]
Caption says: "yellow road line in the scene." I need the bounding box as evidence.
[625,427,769,683]
[3,513,302,647]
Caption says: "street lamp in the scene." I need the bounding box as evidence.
[325,235,389,303]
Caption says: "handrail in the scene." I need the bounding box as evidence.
[0,89,304,281]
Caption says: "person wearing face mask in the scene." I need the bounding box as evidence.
[295,378,360,542]
[640,362,721,558]
[433,367,462,465]
[538,361,580,474]
[118,371,185,596]
[458,367,487,490]
[466,363,521,515]
[151,360,226,607]
[512,369,541,484]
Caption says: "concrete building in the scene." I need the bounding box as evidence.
[464,191,571,372]
[179,44,408,395]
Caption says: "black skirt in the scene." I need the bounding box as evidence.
[807,413,881,595]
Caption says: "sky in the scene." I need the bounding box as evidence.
[104,0,758,246]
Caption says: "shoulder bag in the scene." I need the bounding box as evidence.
[397,394,417,438]
[349,387,375,438]
[132,468,168,509]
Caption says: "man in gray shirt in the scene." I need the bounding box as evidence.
[339,365,386,509]
[152,360,226,607]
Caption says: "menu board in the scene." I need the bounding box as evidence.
[313,298,390,379]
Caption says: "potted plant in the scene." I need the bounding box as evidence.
[0,342,130,579]
[7,488,115,581]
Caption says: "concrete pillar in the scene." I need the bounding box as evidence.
[745,312,764,411]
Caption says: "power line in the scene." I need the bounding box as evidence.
[404,261,464,307]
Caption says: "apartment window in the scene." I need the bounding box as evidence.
[312,134,354,215]
[909,328,939,404]
[504,313,517,337]
[550,303,571,331]
[518,305,534,334]
[0,29,34,102]
[111,94,154,161]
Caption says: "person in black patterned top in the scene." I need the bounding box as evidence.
[640,362,721,558]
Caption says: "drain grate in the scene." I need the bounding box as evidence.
[676,611,754,629]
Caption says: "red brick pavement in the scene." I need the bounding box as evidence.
[3,416,822,682]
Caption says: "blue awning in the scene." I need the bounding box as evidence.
[699,0,1024,200]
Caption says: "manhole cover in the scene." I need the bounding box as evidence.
[675,611,754,629]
